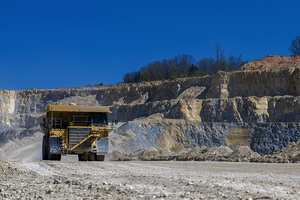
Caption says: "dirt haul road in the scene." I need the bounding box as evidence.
[1,137,300,199]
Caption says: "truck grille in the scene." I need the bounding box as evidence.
[68,128,91,149]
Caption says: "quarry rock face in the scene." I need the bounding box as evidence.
[0,56,299,155]
[239,55,300,71]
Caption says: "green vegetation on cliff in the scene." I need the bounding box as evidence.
[123,45,248,83]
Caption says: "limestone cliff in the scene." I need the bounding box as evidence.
[0,56,299,155]
[239,55,300,71]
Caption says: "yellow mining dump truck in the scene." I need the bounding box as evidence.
[40,105,113,161]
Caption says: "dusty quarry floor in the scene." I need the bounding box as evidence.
[0,136,300,199]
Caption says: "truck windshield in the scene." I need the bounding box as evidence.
[91,114,107,126]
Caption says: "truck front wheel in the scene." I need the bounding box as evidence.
[49,154,61,161]
[78,154,88,161]
[42,136,48,160]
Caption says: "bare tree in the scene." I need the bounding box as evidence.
[197,58,214,75]
[289,36,300,55]
[212,44,227,73]
[215,44,222,62]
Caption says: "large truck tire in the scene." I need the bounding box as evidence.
[42,136,61,161]
[42,136,48,160]
[49,154,61,161]
[88,154,95,161]
[95,155,105,161]
[78,154,88,161]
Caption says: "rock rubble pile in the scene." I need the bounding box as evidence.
[0,154,6,175]
[110,140,300,163]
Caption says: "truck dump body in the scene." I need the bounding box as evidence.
[40,105,112,161]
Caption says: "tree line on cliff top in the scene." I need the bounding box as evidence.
[123,44,248,83]
[123,37,300,83]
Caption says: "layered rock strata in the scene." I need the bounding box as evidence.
[0,60,299,155]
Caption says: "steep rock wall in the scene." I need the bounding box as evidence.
[0,65,299,155]
[206,67,300,98]
[111,96,300,123]
[1,66,298,128]
[113,120,300,155]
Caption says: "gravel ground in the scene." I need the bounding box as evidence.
[1,135,299,199]
[1,159,299,200]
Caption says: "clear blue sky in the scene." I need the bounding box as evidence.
[1,0,300,90]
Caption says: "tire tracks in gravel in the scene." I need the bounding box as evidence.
[10,160,298,200]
